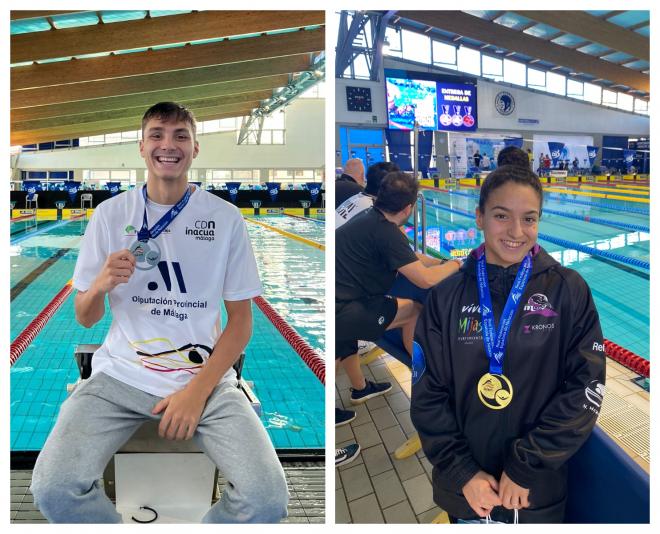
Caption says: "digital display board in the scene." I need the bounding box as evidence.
[385,71,477,132]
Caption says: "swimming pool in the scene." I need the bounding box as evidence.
[10,214,324,453]
[411,184,649,360]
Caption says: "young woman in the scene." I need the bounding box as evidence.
[410,165,605,523]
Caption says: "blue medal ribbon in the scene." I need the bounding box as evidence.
[138,185,192,242]
[476,250,533,375]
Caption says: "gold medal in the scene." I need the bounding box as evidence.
[477,373,513,410]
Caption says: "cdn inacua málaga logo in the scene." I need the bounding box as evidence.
[495,91,515,116]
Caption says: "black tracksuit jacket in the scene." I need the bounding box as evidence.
[411,246,605,522]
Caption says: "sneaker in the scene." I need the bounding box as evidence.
[335,443,360,467]
[357,340,376,355]
[350,380,392,404]
[335,408,356,427]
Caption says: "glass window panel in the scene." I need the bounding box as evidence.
[202,120,220,133]
[264,113,284,129]
[482,55,503,77]
[634,98,648,113]
[384,26,402,57]
[527,68,546,89]
[503,59,526,86]
[211,170,232,180]
[602,89,617,106]
[583,82,602,104]
[79,137,90,147]
[272,130,284,144]
[352,54,370,79]
[616,93,633,111]
[401,29,431,64]
[105,132,122,143]
[567,79,584,98]
[457,46,481,76]
[546,72,566,95]
[121,130,138,140]
[432,40,456,66]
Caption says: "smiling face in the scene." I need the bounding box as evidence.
[475,181,541,268]
[139,118,199,184]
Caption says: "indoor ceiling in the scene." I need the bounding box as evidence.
[391,10,649,99]
[10,10,325,146]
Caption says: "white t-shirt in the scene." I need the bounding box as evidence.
[335,192,374,229]
[73,186,262,397]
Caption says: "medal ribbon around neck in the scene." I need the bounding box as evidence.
[475,250,533,409]
[131,185,192,270]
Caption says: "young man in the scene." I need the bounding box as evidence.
[336,172,460,401]
[30,102,288,523]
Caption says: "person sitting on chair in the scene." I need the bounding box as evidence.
[30,102,288,524]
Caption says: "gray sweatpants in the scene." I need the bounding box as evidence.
[30,372,289,523]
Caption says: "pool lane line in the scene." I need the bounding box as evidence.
[422,198,650,271]
[245,217,325,250]
[284,213,325,225]
[10,214,36,223]
[11,248,73,302]
[253,295,325,385]
[10,280,74,366]
[10,214,86,246]
[556,184,649,197]
[10,218,61,237]
[542,187,649,203]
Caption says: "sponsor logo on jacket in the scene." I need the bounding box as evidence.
[583,380,605,415]
[523,293,558,318]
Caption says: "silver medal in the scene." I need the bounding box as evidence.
[131,240,161,270]
[130,240,149,262]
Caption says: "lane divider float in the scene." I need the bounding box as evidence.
[245,217,325,250]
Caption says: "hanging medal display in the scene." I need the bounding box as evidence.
[475,250,533,410]
[132,185,192,271]
[439,105,452,127]
[451,105,463,127]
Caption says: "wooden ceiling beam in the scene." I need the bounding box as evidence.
[12,27,324,90]
[11,10,324,64]
[12,54,311,109]
[12,74,290,122]
[397,11,649,92]
[10,10,82,20]
[12,92,272,132]
[511,11,648,61]
[11,106,258,146]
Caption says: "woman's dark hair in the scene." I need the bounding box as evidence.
[142,102,197,139]
[365,161,400,196]
[497,146,529,169]
[374,171,418,213]
[478,165,543,216]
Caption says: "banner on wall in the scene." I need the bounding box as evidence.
[267,182,281,202]
[67,182,81,203]
[306,182,321,203]
[503,137,524,148]
[23,180,42,200]
[465,138,505,174]
[225,182,241,203]
[623,150,635,172]
[547,142,565,168]
[587,146,599,167]
[106,182,121,196]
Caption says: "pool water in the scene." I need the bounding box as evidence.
[10,215,324,452]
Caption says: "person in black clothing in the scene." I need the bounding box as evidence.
[335,158,365,208]
[411,165,605,523]
[336,172,460,403]
[473,151,482,171]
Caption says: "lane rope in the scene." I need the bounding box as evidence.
[253,296,325,385]
[245,217,325,250]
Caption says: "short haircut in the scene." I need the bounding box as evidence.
[374,171,419,214]
[497,146,529,169]
[478,164,543,216]
[365,161,400,196]
[142,102,197,139]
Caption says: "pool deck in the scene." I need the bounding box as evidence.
[11,461,324,523]
[335,351,649,524]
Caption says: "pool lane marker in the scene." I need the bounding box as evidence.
[10,281,74,366]
[284,212,325,225]
[244,217,325,250]
[11,248,72,301]
[10,214,86,246]
[253,295,325,385]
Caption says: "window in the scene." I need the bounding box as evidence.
[567,79,584,99]
[432,40,457,69]
[634,98,649,114]
[299,81,325,98]
[482,55,503,82]
[583,82,602,104]
[602,89,618,107]
[616,92,633,112]
[546,72,566,96]
[527,68,546,90]
[384,27,402,58]
[401,29,431,64]
[457,45,481,76]
[503,59,526,86]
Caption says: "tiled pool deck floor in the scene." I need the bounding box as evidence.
[335,351,649,524]
[11,461,324,523]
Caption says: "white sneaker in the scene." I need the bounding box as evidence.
[357,340,376,355]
